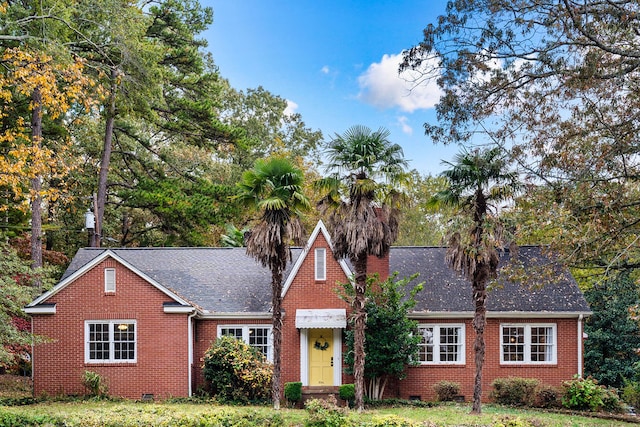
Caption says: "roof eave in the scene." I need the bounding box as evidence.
[409,311,592,320]
[197,312,273,320]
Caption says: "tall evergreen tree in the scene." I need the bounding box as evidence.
[584,272,640,388]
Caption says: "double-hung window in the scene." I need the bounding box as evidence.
[417,324,465,364]
[219,325,273,362]
[85,320,136,363]
[501,324,556,364]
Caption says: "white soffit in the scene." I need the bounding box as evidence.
[295,308,346,329]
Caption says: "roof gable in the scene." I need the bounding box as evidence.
[281,220,352,297]
[27,249,191,308]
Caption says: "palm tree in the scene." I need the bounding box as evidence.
[316,125,408,411]
[236,157,310,410]
[429,147,520,414]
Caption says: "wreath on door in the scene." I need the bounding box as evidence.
[314,336,329,351]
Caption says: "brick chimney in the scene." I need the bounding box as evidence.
[366,206,390,280]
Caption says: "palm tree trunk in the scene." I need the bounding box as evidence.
[353,253,367,412]
[471,189,488,414]
[271,246,286,410]
[471,268,488,414]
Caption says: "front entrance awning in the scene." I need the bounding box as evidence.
[295,309,347,329]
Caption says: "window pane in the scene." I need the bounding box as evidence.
[249,327,270,358]
[315,248,326,280]
[439,327,460,362]
[113,323,135,360]
[502,326,524,362]
[221,328,243,339]
[531,326,553,362]
[88,323,110,360]
[418,327,434,362]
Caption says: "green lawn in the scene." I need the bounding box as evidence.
[1,400,638,427]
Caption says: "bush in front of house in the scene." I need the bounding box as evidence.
[432,380,461,402]
[366,414,429,426]
[562,376,624,412]
[304,395,349,427]
[284,381,302,406]
[81,370,108,397]
[531,384,562,409]
[622,379,640,409]
[339,383,355,406]
[490,377,539,406]
[202,335,272,403]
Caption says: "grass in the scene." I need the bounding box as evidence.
[0,376,637,426]
[0,400,638,426]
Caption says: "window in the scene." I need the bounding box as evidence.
[417,324,465,364]
[219,325,273,361]
[85,320,136,363]
[104,268,116,293]
[501,324,556,364]
[315,248,326,281]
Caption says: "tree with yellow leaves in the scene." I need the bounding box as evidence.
[0,47,95,274]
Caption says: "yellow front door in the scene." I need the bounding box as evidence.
[308,328,333,386]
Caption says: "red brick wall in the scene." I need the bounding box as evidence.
[397,317,581,402]
[31,258,191,399]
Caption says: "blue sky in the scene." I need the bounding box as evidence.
[201,1,460,175]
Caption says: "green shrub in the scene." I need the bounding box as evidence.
[601,386,625,413]
[432,380,461,402]
[284,381,302,404]
[490,377,539,406]
[531,384,562,409]
[562,376,610,411]
[304,395,349,427]
[81,370,108,397]
[622,380,640,409]
[492,416,540,427]
[202,335,272,403]
[366,414,422,426]
[339,383,355,404]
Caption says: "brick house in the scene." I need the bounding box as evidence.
[25,221,591,401]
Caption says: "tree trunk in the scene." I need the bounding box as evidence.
[271,245,286,410]
[30,86,43,288]
[353,253,368,412]
[471,269,488,414]
[96,68,119,247]
[471,188,489,414]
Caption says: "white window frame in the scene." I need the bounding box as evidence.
[315,248,326,281]
[417,324,466,365]
[218,325,273,362]
[500,323,557,365]
[104,268,116,293]
[85,320,137,364]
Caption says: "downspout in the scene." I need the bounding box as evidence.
[188,311,197,397]
[577,314,583,377]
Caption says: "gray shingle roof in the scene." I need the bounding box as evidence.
[62,247,301,313]
[58,245,589,315]
[391,246,590,314]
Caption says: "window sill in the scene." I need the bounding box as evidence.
[84,362,137,367]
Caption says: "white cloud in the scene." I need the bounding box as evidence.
[397,116,413,135]
[284,100,298,116]
[357,53,442,112]
[321,65,330,74]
